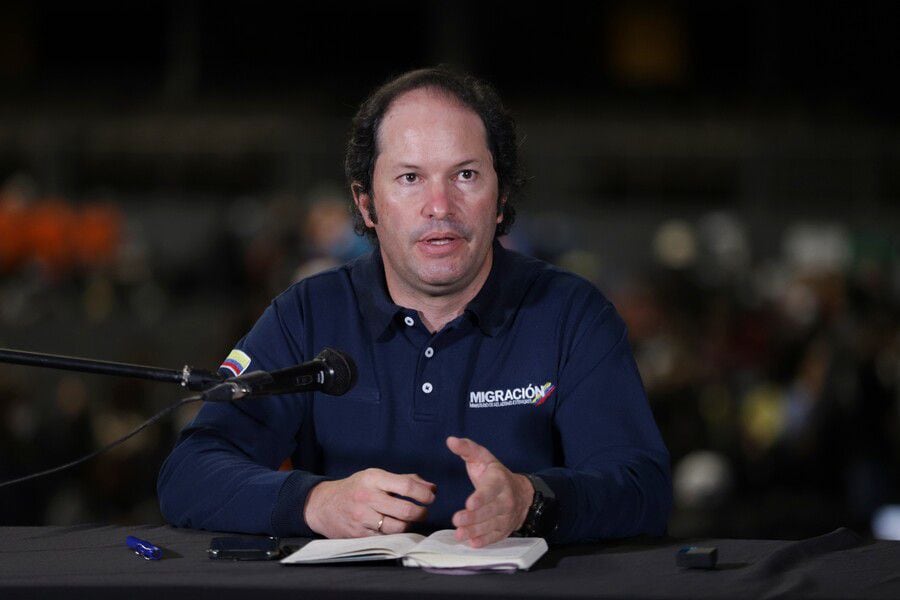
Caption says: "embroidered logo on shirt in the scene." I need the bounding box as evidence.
[219,349,252,377]
[469,381,556,408]
[533,382,557,406]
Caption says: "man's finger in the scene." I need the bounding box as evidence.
[355,506,389,537]
[452,501,502,528]
[456,517,501,541]
[378,515,411,535]
[371,493,429,524]
[446,436,495,463]
[467,529,506,548]
[370,471,437,505]
[409,473,436,488]
[455,524,507,548]
[463,479,506,511]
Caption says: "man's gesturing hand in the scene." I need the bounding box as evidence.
[447,436,534,548]
[303,468,436,539]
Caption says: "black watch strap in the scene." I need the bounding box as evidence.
[515,474,559,539]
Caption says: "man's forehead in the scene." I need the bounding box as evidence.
[376,87,490,162]
[386,86,465,111]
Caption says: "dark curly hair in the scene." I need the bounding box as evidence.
[344,66,523,243]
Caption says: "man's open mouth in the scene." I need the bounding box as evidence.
[421,233,461,246]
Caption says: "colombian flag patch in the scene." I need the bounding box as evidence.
[219,349,252,377]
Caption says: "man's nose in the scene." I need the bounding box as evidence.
[423,180,454,219]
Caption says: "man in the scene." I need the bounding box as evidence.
[158,67,672,546]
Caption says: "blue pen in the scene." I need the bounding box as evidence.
[126,535,162,560]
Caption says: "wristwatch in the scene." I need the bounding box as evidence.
[515,474,559,538]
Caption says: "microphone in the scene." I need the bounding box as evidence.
[202,347,357,402]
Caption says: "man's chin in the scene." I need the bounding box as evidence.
[416,268,470,294]
[419,275,464,292]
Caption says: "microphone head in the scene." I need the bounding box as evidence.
[315,347,358,396]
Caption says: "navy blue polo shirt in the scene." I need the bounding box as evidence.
[158,243,672,543]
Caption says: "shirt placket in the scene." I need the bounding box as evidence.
[397,310,445,422]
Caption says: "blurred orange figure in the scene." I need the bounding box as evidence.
[27,199,77,278]
[74,204,123,269]
[0,197,28,273]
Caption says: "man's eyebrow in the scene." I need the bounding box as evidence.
[453,159,481,169]
[389,159,482,171]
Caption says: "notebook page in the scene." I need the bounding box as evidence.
[281,533,425,564]
[406,530,547,568]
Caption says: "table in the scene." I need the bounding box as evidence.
[1,525,898,599]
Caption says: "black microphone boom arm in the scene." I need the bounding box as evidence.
[0,347,223,391]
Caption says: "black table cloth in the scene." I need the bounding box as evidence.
[1,525,898,599]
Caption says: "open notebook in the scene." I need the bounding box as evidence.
[281,529,547,572]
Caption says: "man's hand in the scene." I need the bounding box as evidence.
[446,436,534,548]
[303,468,436,538]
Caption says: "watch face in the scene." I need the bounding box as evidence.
[530,475,557,501]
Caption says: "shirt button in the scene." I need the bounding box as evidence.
[422,382,433,394]
[403,316,415,327]
[424,347,434,358]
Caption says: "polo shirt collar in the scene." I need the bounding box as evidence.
[467,240,539,337]
[351,249,400,341]
[351,240,539,339]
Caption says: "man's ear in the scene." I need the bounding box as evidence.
[496,194,507,224]
[352,183,377,228]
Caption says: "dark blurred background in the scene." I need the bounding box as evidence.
[1,0,899,540]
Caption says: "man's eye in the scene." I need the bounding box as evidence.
[402,173,418,183]
[458,170,476,181]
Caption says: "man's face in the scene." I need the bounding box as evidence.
[355,88,503,302]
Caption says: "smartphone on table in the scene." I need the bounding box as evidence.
[208,536,292,560]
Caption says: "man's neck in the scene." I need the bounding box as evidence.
[410,295,470,333]
[383,253,493,334]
